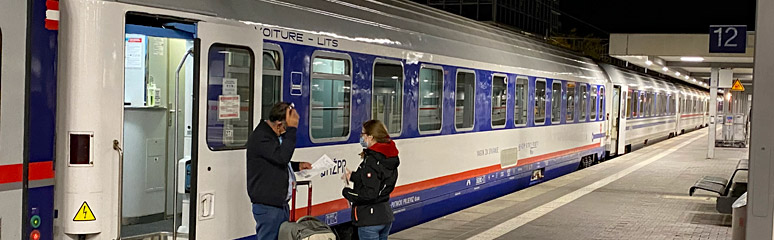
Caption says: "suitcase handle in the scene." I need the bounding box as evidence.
[291,180,312,221]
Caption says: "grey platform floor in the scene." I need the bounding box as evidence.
[391,129,747,240]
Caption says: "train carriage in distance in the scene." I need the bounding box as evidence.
[0,0,709,239]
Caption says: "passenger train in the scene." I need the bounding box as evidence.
[0,0,711,239]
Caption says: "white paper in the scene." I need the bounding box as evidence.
[296,154,337,179]
[218,95,240,120]
[222,78,238,95]
[125,35,145,69]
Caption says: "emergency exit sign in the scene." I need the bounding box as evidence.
[709,25,747,53]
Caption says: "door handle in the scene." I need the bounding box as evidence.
[113,139,124,240]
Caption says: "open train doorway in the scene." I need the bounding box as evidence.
[121,13,195,239]
[609,85,623,156]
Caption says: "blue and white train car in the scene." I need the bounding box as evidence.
[0,0,709,239]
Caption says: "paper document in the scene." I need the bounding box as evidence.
[296,154,337,179]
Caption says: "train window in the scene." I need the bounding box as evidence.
[580,84,587,121]
[515,77,528,126]
[535,79,547,124]
[372,60,403,135]
[637,91,644,117]
[551,81,561,123]
[455,71,476,130]
[589,85,597,121]
[626,90,632,118]
[491,75,507,128]
[262,46,282,120]
[419,66,443,133]
[310,53,352,141]
[206,45,254,150]
[566,82,576,122]
[599,86,605,120]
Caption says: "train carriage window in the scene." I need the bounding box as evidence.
[626,90,633,118]
[580,84,587,121]
[590,86,598,120]
[515,77,528,125]
[551,81,561,123]
[566,82,576,122]
[513,77,529,126]
[372,61,403,135]
[535,79,547,124]
[455,71,476,130]
[637,91,644,117]
[311,53,352,141]
[492,75,507,127]
[262,46,282,120]
[599,86,605,120]
[419,66,443,133]
[206,45,254,150]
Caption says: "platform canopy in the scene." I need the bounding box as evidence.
[609,33,754,88]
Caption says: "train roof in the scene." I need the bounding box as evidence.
[112,0,609,83]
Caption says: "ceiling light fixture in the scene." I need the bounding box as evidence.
[680,57,705,62]
[645,60,653,65]
[662,67,669,71]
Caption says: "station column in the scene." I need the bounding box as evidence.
[707,68,718,159]
[747,0,774,238]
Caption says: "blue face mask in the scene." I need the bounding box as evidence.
[359,136,368,148]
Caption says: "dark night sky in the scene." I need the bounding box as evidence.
[559,0,756,35]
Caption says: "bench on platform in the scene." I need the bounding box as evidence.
[689,158,748,214]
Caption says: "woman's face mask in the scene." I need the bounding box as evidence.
[359,133,369,148]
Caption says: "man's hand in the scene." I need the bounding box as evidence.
[345,168,352,181]
[299,162,312,170]
[286,107,299,128]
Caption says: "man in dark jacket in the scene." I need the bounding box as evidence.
[247,102,311,240]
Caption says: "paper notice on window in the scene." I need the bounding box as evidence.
[296,154,337,179]
[218,95,240,120]
[125,35,145,69]
[222,78,238,95]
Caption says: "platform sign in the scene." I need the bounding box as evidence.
[731,79,745,91]
[709,25,747,53]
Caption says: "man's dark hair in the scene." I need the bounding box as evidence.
[269,102,291,122]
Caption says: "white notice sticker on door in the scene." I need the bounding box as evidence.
[222,78,238,96]
[218,95,240,120]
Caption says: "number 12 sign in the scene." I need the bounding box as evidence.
[709,25,747,53]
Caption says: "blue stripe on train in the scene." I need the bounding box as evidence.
[234,146,604,239]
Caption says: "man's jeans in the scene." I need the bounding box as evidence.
[252,203,289,240]
[358,223,392,240]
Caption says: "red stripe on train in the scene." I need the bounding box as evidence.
[0,161,55,184]
[291,142,601,217]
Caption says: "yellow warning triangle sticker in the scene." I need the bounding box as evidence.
[731,79,745,91]
[73,201,96,221]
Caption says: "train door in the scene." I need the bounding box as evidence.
[192,21,262,239]
[120,18,195,239]
[609,86,622,156]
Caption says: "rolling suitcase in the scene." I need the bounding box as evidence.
[279,180,337,240]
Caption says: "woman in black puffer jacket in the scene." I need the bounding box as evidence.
[343,120,400,240]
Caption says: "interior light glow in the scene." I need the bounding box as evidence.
[662,67,669,71]
[676,72,681,76]
[680,57,705,62]
[391,76,399,79]
[645,60,653,65]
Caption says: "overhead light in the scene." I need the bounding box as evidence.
[680,57,705,62]
[391,76,399,79]
[675,72,681,76]
[692,79,697,82]
[685,76,690,80]
[662,67,669,71]
[645,60,653,65]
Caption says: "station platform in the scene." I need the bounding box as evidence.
[391,130,748,240]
